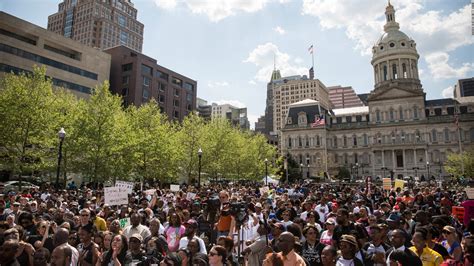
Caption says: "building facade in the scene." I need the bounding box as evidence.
[105,45,196,121]
[0,11,111,98]
[454,78,474,98]
[48,0,144,52]
[211,103,250,130]
[328,85,365,109]
[280,3,474,180]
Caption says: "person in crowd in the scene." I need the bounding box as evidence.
[208,245,227,266]
[263,231,306,266]
[337,234,364,266]
[0,239,21,266]
[243,223,269,266]
[440,225,463,262]
[320,218,336,246]
[54,227,79,265]
[386,229,422,266]
[77,223,100,266]
[165,213,185,252]
[409,231,443,266]
[102,231,113,253]
[100,234,130,266]
[160,252,182,266]
[50,245,72,266]
[301,224,326,266]
[362,224,392,265]
[176,247,190,266]
[333,208,368,247]
[122,213,151,241]
[179,219,207,254]
[321,245,337,266]
[217,236,238,266]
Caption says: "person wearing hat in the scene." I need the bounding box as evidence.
[270,222,285,252]
[320,218,336,246]
[127,233,146,263]
[337,235,364,266]
[178,219,207,254]
[362,224,392,266]
[440,225,462,261]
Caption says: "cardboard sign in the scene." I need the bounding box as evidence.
[170,184,180,192]
[394,179,405,190]
[259,186,269,195]
[383,178,392,190]
[452,206,465,224]
[465,188,474,199]
[145,189,156,195]
[115,181,134,194]
[119,217,130,228]
[104,187,128,206]
[186,192,196,201]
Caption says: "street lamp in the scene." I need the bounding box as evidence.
[355,162,359,179]
[306,157,310,179]
[264,158,269,186]
[300,163,304,180]
[56,128,66,188]
[197,148,202,188]
[426,161,430,179]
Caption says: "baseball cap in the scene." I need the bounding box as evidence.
[340,235,358,247]
[255,203,262,208]
[183,219,198,228]
[325,218,336,225]
[130,234,143,243]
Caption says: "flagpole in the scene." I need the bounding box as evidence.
[311,44,315,75]
[456,113,465,175]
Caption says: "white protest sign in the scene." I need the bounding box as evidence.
[115,181,134,194]
[170,184,180,192]
[259,186,269,195]
[466,188,474,199]
[104,187,128,206]
[186,192,196,201]
[145,189,156,196]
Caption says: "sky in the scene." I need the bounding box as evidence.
[1,0,473,128]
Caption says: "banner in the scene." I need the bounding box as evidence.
[119,217,130,228]
[394,179,405,190]
[115,181,134,194]
[170,184,180,192]
[104,187,128,206]
[383,178,392,190]
[452,206,465,224]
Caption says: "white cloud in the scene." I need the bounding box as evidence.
[441,86,454,98]
[184,0,270,22]
[425,52,474,80]
[301,1,474,80]
[273,26,286,35]
[248,80,257,85]
[213,100,246,108]
[153,0,177,10]
[243,42,308,82]
[207,81,230,88]
[247,114,260,130]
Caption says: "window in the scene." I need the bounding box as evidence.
[172,76,182,87]
[184,82,194,92]
[122,63,132,72]
[121,88,128,96]
[413,107,418,119]
[159,94,165,103]
[402,63,407,78]
[120,31,128,44]
[389,109,394,121]
[343,136,347,147]
[470,128,474,142]
[288,137,292,147]
[155,70,168,81]
[444,129,450,142]
[363,134,368,146]
[346,116,352,123]
[376,110,381,122]
[186,93,192,102]
[118,14,126,27]
[142,88,149,100]
[122,76,129,85]
[353,135,357,146]
[399,107,403,120]
[174,89,179,97]
[431,129,437,142]
[174,111,179,119]
[383,65,388,81]
[174,100,179,107]
[141,64,152,75]
[333,136,338,148]
[0,28,37,45]
[143,76,150,87]
[316,136,320,146]
[356,115,362,122]
[159,83,166,91]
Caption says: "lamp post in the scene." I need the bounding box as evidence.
[355,162,359,179]
[306,157,310,179]
[56,128,66,188]
[426,161,430,179]
[264,158,269,186]
[197,148,202,188]
[300,163,304,180]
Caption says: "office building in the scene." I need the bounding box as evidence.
[211,103,250,130]
[328,85,365,109]
[196,97,212,120]
[454,77,474,98]
[0,11,111,98]
[48,0,144,52]
[105,45,196,121]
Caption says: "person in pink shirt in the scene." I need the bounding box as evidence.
[165,213,185,252]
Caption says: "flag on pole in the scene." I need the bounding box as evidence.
[308,44,313,54]
[311,114,325,127]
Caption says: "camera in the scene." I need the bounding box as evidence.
[229,202,248,225]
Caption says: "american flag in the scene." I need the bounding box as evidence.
[311,114,325,127]
[308,44,313,54]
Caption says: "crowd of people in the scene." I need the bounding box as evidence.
[0,179,472,266]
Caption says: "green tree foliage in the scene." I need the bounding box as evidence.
[0,66,56,180]
[0,68,278,184]
[336,166,351,181]
[445,151,474,179]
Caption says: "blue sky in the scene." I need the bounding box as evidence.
[1,0,473,127]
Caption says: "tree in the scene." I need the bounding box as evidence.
[445,151,474,179]
[336,166,351,181]
[0,66,57,186]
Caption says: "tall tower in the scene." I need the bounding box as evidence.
[47,0,144,52]
[264,69,281,135]
[368,1,426,123]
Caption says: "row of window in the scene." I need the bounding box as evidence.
[0,63,91,94]
[0,43,98,80]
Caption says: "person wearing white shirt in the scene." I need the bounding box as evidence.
[315,199,330,224]
[178,219,207,254]
[122,213,151,241]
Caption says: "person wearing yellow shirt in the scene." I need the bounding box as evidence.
[409,230,443,266]
[91,210,107,231]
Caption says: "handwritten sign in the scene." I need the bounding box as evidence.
[383,178,392,190]
[186,192,196,201]
[465,188,474,199]
[170,184,180,192]
[145,189,156,196]
[119,217,130,228]
[394,179,405,190]
[115,181,134,194]
[104,187,128,206]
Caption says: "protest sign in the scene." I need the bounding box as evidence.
[170,184,180,192]
[115,181,134,194]
[383,178,392,190]
[119,217,130,228]
[186,192,196,201]
[260,186,270,195]
[145,189,156,195]
[394,179,405,190]
[104,187,128,206]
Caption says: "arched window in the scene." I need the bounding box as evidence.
[402,63,407,78]
[383,65,388,81]
[392,64,398,79]
[415,130,421,142]
[305,135,309,147]
[353,135,358,146]
[399,107,403,120]
[288,137,292,147]
[298,136,302,147]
